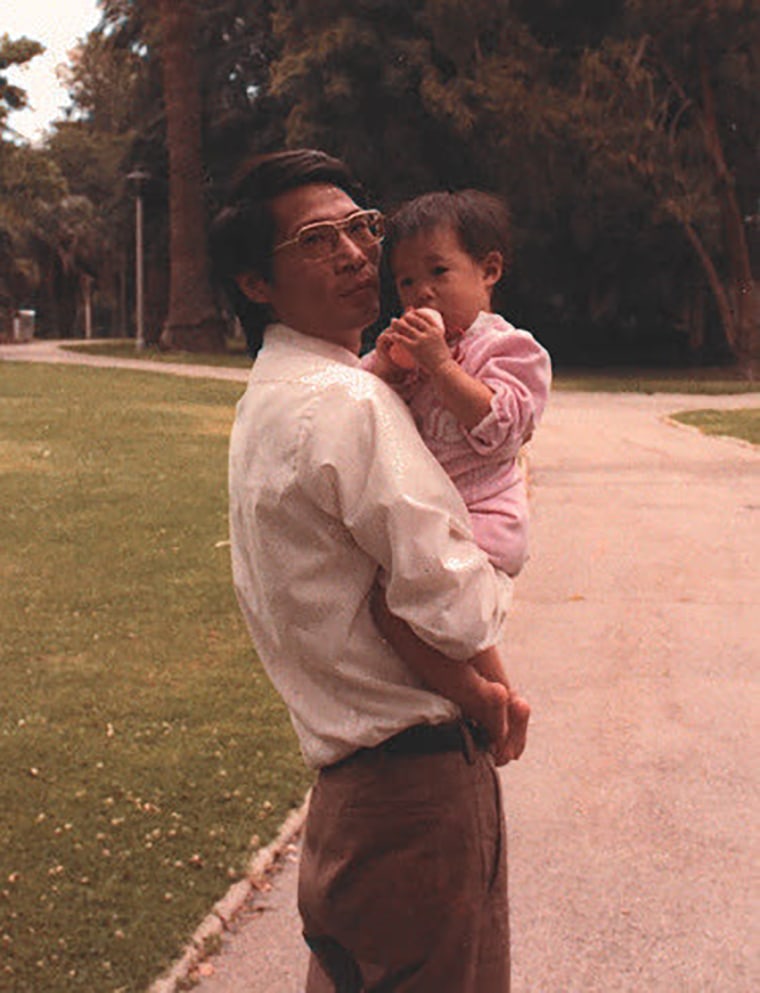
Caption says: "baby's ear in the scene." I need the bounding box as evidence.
[481,251,503,288]
[236,271,272,305]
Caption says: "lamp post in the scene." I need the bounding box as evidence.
[126,168,150,351]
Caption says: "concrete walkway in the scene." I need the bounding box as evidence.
[3,341,758,991]
[0,338,251,383]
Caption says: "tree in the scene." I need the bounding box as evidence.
[265,2,560,201]
[27,193,105,338]
[0,142,88,337]
[96,0,229,351]
[47,23,155,341]
[0,34,45,333]
[576,0,759,372]
[152,0,227,351]
[0,33,44,137]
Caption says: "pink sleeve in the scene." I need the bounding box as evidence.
[464,326,552,458]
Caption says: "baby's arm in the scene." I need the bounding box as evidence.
[360,330,410,386]
[428,357,494,429]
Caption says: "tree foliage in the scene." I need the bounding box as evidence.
[0,33,44,136]
[258,0,758,367]
[573,0,759,368]
[0,36,55,333]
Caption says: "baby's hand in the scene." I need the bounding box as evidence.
[493,693,530,765]
[387,308,450,374]
[370,329,411,382]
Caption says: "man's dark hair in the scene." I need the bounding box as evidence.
[384,189,513,311]
[209,149,366,356]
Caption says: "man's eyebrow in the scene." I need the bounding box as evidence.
[288,207,364,234]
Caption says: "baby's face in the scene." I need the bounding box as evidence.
[390,224,501,333]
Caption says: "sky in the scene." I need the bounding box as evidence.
[2,0,102,143]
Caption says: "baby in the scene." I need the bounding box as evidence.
[363,189,551,763]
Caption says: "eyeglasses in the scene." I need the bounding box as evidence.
[272,209,385,260]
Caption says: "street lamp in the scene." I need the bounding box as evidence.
[126,167,150,351]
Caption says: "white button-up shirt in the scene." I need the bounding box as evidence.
[229,324,512,768]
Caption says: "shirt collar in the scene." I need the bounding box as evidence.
[263,323,363,369]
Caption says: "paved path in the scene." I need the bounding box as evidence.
[4,342,759,991]
[0,338,250,383]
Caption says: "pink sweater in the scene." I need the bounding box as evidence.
[363,311,551,575]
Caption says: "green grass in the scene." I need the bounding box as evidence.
[553,367,759,394]
[670,408,760,445]
[61,339,252,369]
[0,364,312,992]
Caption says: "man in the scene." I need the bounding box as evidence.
[211,149,516,992]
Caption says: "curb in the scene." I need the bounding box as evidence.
[148,792,311,993]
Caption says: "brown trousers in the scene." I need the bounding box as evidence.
[298,724,509,992]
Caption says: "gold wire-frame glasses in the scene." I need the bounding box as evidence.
[272,209,385,260]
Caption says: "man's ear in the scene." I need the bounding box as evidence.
[481,251,503,289]
[236,271,272,305]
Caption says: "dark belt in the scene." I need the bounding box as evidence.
[329,720,489,771]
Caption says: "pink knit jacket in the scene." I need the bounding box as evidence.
[363,311,551,575]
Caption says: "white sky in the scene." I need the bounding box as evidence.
[2,0,102,143]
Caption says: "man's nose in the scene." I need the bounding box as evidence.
[334,230,369,267]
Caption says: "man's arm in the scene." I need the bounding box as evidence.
[369,583,529,764]
[301,379,512,661]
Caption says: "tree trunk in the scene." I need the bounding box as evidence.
[698,45,759,376]
[156,0,227,353]
[679,216,738,356]
[687,284,706,361]
[83,275,93,339]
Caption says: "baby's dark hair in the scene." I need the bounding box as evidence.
[385,189,512,308]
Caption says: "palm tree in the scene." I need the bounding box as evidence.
[156,0,227,351]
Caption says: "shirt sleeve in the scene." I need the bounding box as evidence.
[299,378,511,660]
[463,327,552,459]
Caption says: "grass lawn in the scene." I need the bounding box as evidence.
[0,364,312,992]
[61,339,252,369]
[553,367,760,394]
[670,407,760,445]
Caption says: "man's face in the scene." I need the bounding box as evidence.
[246,183,381,353]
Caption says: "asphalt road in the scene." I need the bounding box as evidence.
[3,343,758,991]
[190,388,759,993]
